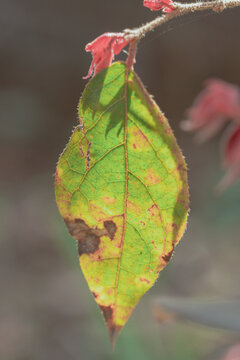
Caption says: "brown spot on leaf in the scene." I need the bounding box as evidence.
[147,204,157,214]
[147,204,162,227]
[100,304,113,321]
[133,143,136,149]
[162,249,174,263]
[177,163,186,171]
[140,277,150,284]
[102,196,116,204]
[55,170,61,185]
[130,129,149,149]
[104,220,117,240]
[146,168,161,185]
[92,292,98,299]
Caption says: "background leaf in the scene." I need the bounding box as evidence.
[153,297,240,332]
[55,62,189,344]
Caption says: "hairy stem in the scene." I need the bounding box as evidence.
[126,40,139,70]
[124,0,240,40]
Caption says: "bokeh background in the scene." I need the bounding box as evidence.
[0,1,240,359]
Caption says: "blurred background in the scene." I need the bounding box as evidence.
[0,0,240,359]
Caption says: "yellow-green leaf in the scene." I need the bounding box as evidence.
[55,62,189,344]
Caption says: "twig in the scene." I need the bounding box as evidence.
[124,0,240,41]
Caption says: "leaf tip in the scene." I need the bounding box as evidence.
[99,304,122,348]
[108,326,122,349]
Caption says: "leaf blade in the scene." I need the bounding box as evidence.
[55,62,189,343]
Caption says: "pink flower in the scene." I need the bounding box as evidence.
[217,125,240,191]
[181,79,240,142]
[182,78,240,191]
[84,33,130,79]
[143,0,177,13]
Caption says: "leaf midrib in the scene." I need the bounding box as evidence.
[113,65,130,323]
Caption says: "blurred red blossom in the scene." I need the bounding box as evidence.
[218,125,240,191]
[143,0,177,13]
[84,33,130,79]
[182,79,240,191]
[181,79,240,142]
[221,344,240,360]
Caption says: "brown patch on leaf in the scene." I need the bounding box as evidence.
[162,249,174,263]
[65,218,117,255]
[65,219,104,255]
[104,220,117,240]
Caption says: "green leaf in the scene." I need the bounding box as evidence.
[55,62,189,344]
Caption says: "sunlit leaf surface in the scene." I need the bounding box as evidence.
[55,62,189,344]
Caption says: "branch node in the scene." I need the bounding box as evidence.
[213,1,226,12]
